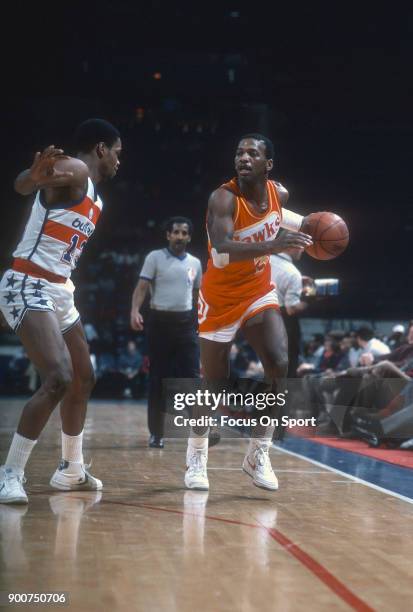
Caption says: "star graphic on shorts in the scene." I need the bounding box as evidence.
[5,291,17,304]
[33,290,42,298]
[11,306,21,320]
[31,280,44,291]
[37,299,49,306]
[6,274,17,288]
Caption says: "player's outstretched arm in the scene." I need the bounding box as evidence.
[14,145,88,195]
[208,188,312,266]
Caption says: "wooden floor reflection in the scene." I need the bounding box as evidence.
[1,399,412,611]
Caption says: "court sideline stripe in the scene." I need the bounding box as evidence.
[95,498,373,611]
[274,443,413,505]
[220,424,413,504]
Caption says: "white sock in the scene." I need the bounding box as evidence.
[188,427,209,451]
[249,434,274,453]
[62,431,84,464]
[187,430,209,464]
[5,433,37,475]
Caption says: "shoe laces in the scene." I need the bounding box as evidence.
[254,445,271,469]
[188,450,207,473]
[82,459,93,475]
[4,470,26,485]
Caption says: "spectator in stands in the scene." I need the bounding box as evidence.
[351,380,413,447]
[353,320,413,377]
[300,334,325,372]
[311,322,413,436]
[298,335,343,376]
[348,331,362,367]
[386,324,406,351]
[356,326,390,361]
[334,334,352,371]
[117,340,144,398]
[7,349,31,394]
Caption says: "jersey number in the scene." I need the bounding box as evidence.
[254,255,269,273]
[61,234,86,266]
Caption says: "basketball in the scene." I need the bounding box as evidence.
[304,211,349,260]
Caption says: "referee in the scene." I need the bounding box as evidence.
[130,217,202,448]
[270,247,310,378]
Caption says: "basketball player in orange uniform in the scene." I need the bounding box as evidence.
[0,119,121,504]
[185,134,313,491]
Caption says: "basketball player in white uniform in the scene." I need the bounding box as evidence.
[0,119,122,503]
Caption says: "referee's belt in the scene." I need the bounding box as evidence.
[149,308,193,318]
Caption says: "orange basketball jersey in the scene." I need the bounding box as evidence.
[198,178,282,332]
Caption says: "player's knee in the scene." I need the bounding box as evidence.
[83,365,96,393]
[45,363,73,398]
[262,348,288,375]
[274,358,288,379]
[74,365,96,396]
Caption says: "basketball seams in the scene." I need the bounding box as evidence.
[318,218,347,240]
[304,213,323,258]
[320,242,347,256]
[305,211,349,259]
[320,236,349,242]
[312,213,323,241]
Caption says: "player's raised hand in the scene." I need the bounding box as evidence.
[29,145,73,188]
[270,231,313,254]
[130,309,144,331]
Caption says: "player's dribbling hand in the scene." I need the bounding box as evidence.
[130,310,144,331]
[270,231,313,253]
[29,145,73,188]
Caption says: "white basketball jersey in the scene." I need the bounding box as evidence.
[13,178,103,278]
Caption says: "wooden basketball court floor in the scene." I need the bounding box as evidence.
[1,398,413,611]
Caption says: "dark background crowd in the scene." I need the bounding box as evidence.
[1,5,412,448]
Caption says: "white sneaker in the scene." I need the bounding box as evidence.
[185,449,209,490]
[242,444,278,491]
[50,460,103,491]
[0,466,28,504]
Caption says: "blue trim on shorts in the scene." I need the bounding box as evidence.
[12,274,30,332]
[14,306,49,332]
[13,274,55,333]
[62,315,81,335]
[20,274,28,309]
